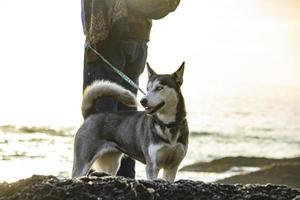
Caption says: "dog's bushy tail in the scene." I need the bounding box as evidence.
[82,80,137,118]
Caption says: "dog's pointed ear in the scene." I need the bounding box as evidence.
[173,62,185,86]
[147,62,157,78]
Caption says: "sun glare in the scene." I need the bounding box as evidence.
[0,0,299,126]
[148,0,300,86]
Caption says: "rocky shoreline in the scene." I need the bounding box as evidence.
[0,174,300,200]
[180,156,300,189]
[180,156,300,173]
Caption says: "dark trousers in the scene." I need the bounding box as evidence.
[83,40,148,178]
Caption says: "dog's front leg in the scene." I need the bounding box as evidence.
[146,164,159,180]
[162,166,179,182]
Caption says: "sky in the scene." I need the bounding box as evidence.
[0,0,299,126]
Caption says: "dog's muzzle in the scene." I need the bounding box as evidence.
[140,98,165,114]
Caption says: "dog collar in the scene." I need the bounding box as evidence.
[152,115,186,134]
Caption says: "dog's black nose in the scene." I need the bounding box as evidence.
[140,98,148,107]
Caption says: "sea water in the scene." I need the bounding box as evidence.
[0,84,299,183]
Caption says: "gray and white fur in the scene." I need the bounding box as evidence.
[72,62,189,182]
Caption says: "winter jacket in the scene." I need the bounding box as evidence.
[82,0,180,61]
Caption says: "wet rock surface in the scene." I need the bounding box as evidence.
[180,156,300,173]
[217,164,300,189]
[0,174,299,200]
[180,156,300,189]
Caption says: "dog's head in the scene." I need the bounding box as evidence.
[140,62,185,115]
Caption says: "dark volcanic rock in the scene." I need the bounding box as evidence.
[0,174,299,200]
[217,164,300,189]
[180,156,300,173]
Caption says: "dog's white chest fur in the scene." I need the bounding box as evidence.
[155,124,179,145]
[148,124,186,168]
[148,142,186,169]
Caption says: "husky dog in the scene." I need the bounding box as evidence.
[72,62,189,182]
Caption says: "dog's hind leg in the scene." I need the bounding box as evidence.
[93,151,122,176]
[72,159,92,178]
[72,147,95,178]
[72,129,99,178]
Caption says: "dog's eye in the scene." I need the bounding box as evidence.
[155,86,163,91]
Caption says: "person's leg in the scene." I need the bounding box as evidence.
[115,156,136,178]
[83,59,118,112]
[117,40,148,111]
[83,41,126,113]
[116,40,148,178]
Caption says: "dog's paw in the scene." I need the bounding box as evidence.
[89,171,110,178]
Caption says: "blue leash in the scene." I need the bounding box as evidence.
[86,42,146,95]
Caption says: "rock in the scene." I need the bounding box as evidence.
[0,174,299,200]
[217,164,300,189]
[180,156,300,173]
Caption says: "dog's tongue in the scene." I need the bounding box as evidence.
[144,107,153,114]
